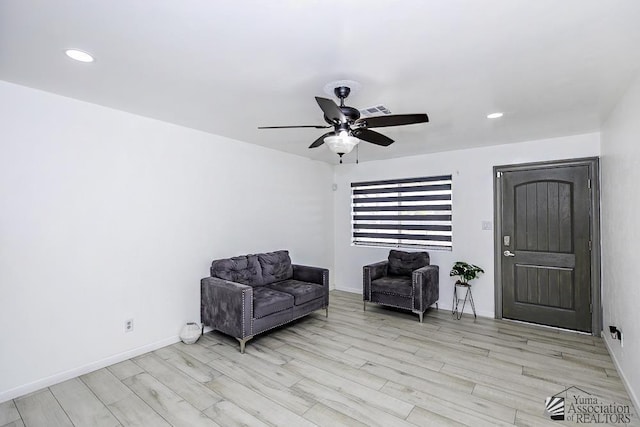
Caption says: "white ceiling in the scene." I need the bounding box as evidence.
[2,1,640,164]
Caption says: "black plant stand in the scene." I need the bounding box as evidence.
[452,282,476,320]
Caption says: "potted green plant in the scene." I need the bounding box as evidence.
[450,261,484,286]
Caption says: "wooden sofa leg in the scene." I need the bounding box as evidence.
[326,307,329,318]
[363,301,366,311]
[417,311,424,323]
[236,336,253,354]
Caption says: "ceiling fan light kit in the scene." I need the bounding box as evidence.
[324,131,360,162]
[258,83,429,163]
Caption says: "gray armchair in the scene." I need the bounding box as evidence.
[363,250,439,322]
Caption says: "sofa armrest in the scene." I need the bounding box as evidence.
[293,264,330,306]
[292,264,329,286]
[363,261,388,301]
[201,277,253,339]
[412,265,439,312]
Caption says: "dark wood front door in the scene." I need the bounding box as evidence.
[500,165,592,332]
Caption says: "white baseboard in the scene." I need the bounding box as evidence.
[437,304,494,319]
[333,285,494,318]
[602,333,640,416]
[0,335,181,403]
[334,284,362,294]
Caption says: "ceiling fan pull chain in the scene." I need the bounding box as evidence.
[356,144,359,164]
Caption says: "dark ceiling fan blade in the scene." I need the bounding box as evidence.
[352,128,394,146]
[315,97,346,124]
[258,125,331,129]
[358,113,429,128]
[309,131,334,148]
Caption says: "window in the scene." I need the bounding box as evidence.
[351,175,452,250]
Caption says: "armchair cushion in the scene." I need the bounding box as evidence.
[388,250,430,276]
[252,286,294,318]
[258,250,294,285]
[210,255,263,287]
[371,276,413,297]
[267,279,325,305]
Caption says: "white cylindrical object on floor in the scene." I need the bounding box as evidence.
[180,322,201,344]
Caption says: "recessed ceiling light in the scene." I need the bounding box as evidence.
[487,112,504,119]
[65,49,94,63]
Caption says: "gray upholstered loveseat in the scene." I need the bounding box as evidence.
[201,250,329,352]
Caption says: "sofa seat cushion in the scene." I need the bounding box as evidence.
[258,250,293,285]
[266,279,324,306]
[252,286,294,318]
[211,255,263,287]
[371,275,413,297]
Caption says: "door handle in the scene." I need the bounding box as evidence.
[503,250,516,257]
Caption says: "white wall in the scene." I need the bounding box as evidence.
[333,133,600,317]
[601,73,640,410]
[0,81,334,402]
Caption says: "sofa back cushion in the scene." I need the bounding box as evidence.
[388,250,430,276]
[211,255,263,287]
[258,250,293,285]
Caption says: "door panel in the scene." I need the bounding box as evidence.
[501,165,591,332]
[514,265,574,309]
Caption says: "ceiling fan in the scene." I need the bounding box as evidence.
[258,86,429,163]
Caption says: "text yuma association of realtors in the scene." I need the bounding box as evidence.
[565,395,632,423]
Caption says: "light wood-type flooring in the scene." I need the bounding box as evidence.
[1,290,637,426]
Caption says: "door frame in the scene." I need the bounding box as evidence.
[493,157,601,336]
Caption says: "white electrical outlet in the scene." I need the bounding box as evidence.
[125,318,134,333]
[482,221,492,230]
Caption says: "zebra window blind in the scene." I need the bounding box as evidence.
[351,175,452,250]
